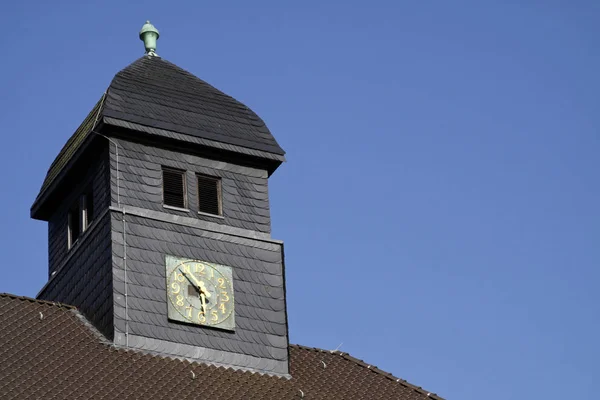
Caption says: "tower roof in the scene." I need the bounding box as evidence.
[32,55,285,217]
[105,56,285,156]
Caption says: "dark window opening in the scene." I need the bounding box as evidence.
[68,189,94,250]
[163,168,186,209]
[197,175,221,216]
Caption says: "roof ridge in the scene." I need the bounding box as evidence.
[44,95,105,175]
[0,293,76,309]
[289,344,444,400]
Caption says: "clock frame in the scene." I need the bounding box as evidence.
[165,255,235,331]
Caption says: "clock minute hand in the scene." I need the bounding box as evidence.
[180,269,211,298]
[180,269,197,288]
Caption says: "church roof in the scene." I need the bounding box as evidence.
[32,55,285,216]
[0,293,443,400]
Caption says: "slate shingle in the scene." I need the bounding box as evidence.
[0,294,443,400]
[104,56,285,156]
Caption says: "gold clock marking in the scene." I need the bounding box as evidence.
[217,278,226,288]
[171,282,180,294]
[195,263,205,275]
[198,311,206,323]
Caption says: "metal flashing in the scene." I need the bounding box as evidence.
[109,205,281,244]
[113,333,290,377]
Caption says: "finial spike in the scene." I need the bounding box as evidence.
[139,21,160,56]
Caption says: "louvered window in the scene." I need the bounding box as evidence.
[162,168,187,209]
[197,175,221,216]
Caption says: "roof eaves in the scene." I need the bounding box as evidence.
[103,116,286,163]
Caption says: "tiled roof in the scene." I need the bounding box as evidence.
[0,294,443,400]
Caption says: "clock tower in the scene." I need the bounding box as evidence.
[31,22,289,376]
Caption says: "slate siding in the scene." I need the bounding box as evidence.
[107,137,288,374]
[39,147,113,338]
[110,212,289,374]
[47,147,111,275]
[38,212,114,338]
[109,138,272,234]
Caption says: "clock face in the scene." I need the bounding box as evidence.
[165,255,235,331]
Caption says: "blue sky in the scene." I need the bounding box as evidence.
[1,1,599,398]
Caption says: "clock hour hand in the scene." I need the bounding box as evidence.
[200,292,207,315]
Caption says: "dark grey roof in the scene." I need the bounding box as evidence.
[36,97,104,199]
[104,56,285,156]
[32,55,285,217]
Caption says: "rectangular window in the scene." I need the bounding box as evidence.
[82,191,94,232]
[163,167,187,209]
[68,189,94,250]
[197,175,222,216]
[68,204,80,249]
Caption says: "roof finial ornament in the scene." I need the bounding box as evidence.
[139,20,160,56]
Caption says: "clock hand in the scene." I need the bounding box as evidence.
[180,268,212,298]
[197,280,211,298]
[180,269,197,288]
[200,292,207,315]
[180,269,210,316]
